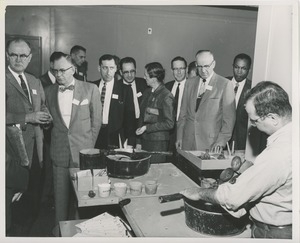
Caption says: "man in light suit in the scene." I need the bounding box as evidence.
[120,57,148,146]
[176,50,236,152]
[93,54,136,149]
[165,56,188,151]
[6,38,52,235]
[44,53,101,225]
[227,53,252,150]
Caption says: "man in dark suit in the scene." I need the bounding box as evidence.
[5,38,52,235]
[94,54,136,149]
[119,57,148,147]
[44,52,101,225]
[176,50,236,152]
[70,45,88,81]
[165,56,188,151]
[227,53,252,150]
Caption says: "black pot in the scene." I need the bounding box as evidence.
[106,153,151,179]
[79,148,106,170]
[159,194,247,236]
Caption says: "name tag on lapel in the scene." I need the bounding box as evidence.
[206,85,213,91]
[72,99,80,105]
[80,99,89,105]
[112,94,119,99]
[32,89,37,95]
[137,92,142,98]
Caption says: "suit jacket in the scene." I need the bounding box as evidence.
[6,68,47,167]
[92,79,136,147]
[227,77,252,150]
[177,73,236,151]
[39,71,54,88]
[44,80,102,167]
[138,84,175,141]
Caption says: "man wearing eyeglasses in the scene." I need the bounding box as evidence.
[176,50,236,153]
[93,54,135,149]
[165,56,188,151]
[5,38,52,235]
[44,52,101,226]
[226,53,252,150]
[181,81,292,239]
[120,57,147,147]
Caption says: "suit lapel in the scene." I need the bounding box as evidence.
[199,73,217,106]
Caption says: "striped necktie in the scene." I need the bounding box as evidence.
[19,74,30,101]
[101,82,106,107]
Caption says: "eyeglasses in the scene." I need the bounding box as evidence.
[123,70,136,75]
[8,53,31,61]
[196,60,215,70]
[233,65,249,71]
[52,66,73,76]
[172,67,186,72]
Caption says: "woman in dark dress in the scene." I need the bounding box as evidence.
[136,62,175,162]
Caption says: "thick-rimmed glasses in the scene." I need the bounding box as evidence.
[123,70,136,75]
[8,52,31,61]
[196,60,215,70]
[52,66,73,76]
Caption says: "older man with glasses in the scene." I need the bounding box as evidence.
[176,50,236,153]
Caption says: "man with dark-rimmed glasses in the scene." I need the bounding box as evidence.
[176,50,236,153]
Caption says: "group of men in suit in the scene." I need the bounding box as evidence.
[5,37,252,235]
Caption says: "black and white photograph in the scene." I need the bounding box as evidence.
[2,0,299,242]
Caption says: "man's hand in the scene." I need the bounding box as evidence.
[210,143,223,153]
[136,126,146,135]
[25,111,52,124]
[180,187,202,201]
[12,192,22,202]
[175,139,182,149]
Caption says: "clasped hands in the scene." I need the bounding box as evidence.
[26,111,53,125]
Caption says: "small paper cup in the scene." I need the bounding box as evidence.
[98,183,111,197]
[145,180,158,195]
[114,182,127,197]
[129,181,143,196]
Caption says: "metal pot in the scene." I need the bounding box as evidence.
[159,193,247,236]
[106,152,151,179]
[79,148,106,170]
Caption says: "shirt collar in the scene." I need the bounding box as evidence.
[59,79,75,88]
[175,78,186,85]
[267,122,292,146]
[8,66,24,80]
[123,79,135,85]
[232,77,246,85]
[201,71,214,84]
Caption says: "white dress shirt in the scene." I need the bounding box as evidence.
[8,66,32,103]
[58,80,75,128]
[171,79,186,121]
[231,77,246,108]
[196,72,214,96]
[99,79,114,124]
[123,80,140,119]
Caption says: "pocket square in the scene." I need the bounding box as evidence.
[80,99,89,105]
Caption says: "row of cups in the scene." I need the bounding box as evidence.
[98,180,159,197]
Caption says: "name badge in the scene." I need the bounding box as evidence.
[137,92,142,98]
[72,99,80,105]
[206,85,213,91]
[112,94,119,99]
[32,89,37,95]
[79,72,83,76]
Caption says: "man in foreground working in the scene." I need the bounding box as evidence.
[181,81,292,239]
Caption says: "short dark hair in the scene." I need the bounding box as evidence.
[145,62,165,83]
[188,61,197,74]
[50,51,66,63]
[120,57,136,70]
[233,53,252,68]
[245,81,292,118]
[70,45,86,54]
[171,56,187,69]
[6,38,31,52]
[99,54,117,66]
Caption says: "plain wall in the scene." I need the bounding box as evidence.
[5,5,257,82]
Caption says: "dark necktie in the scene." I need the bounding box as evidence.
[234,83,239,95]
[195,79,206,112]
[59,85,75,92]
[19,74,30,100]
[101,82,106,107]
[174,83,180,114]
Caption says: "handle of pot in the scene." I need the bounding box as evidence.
[159,193,183,203]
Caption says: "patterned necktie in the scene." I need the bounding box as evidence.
[101,82,106,107]
[195,79,206,111]
[19,74,30,100]
[59,85,75,92]
[234,82,239,95]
